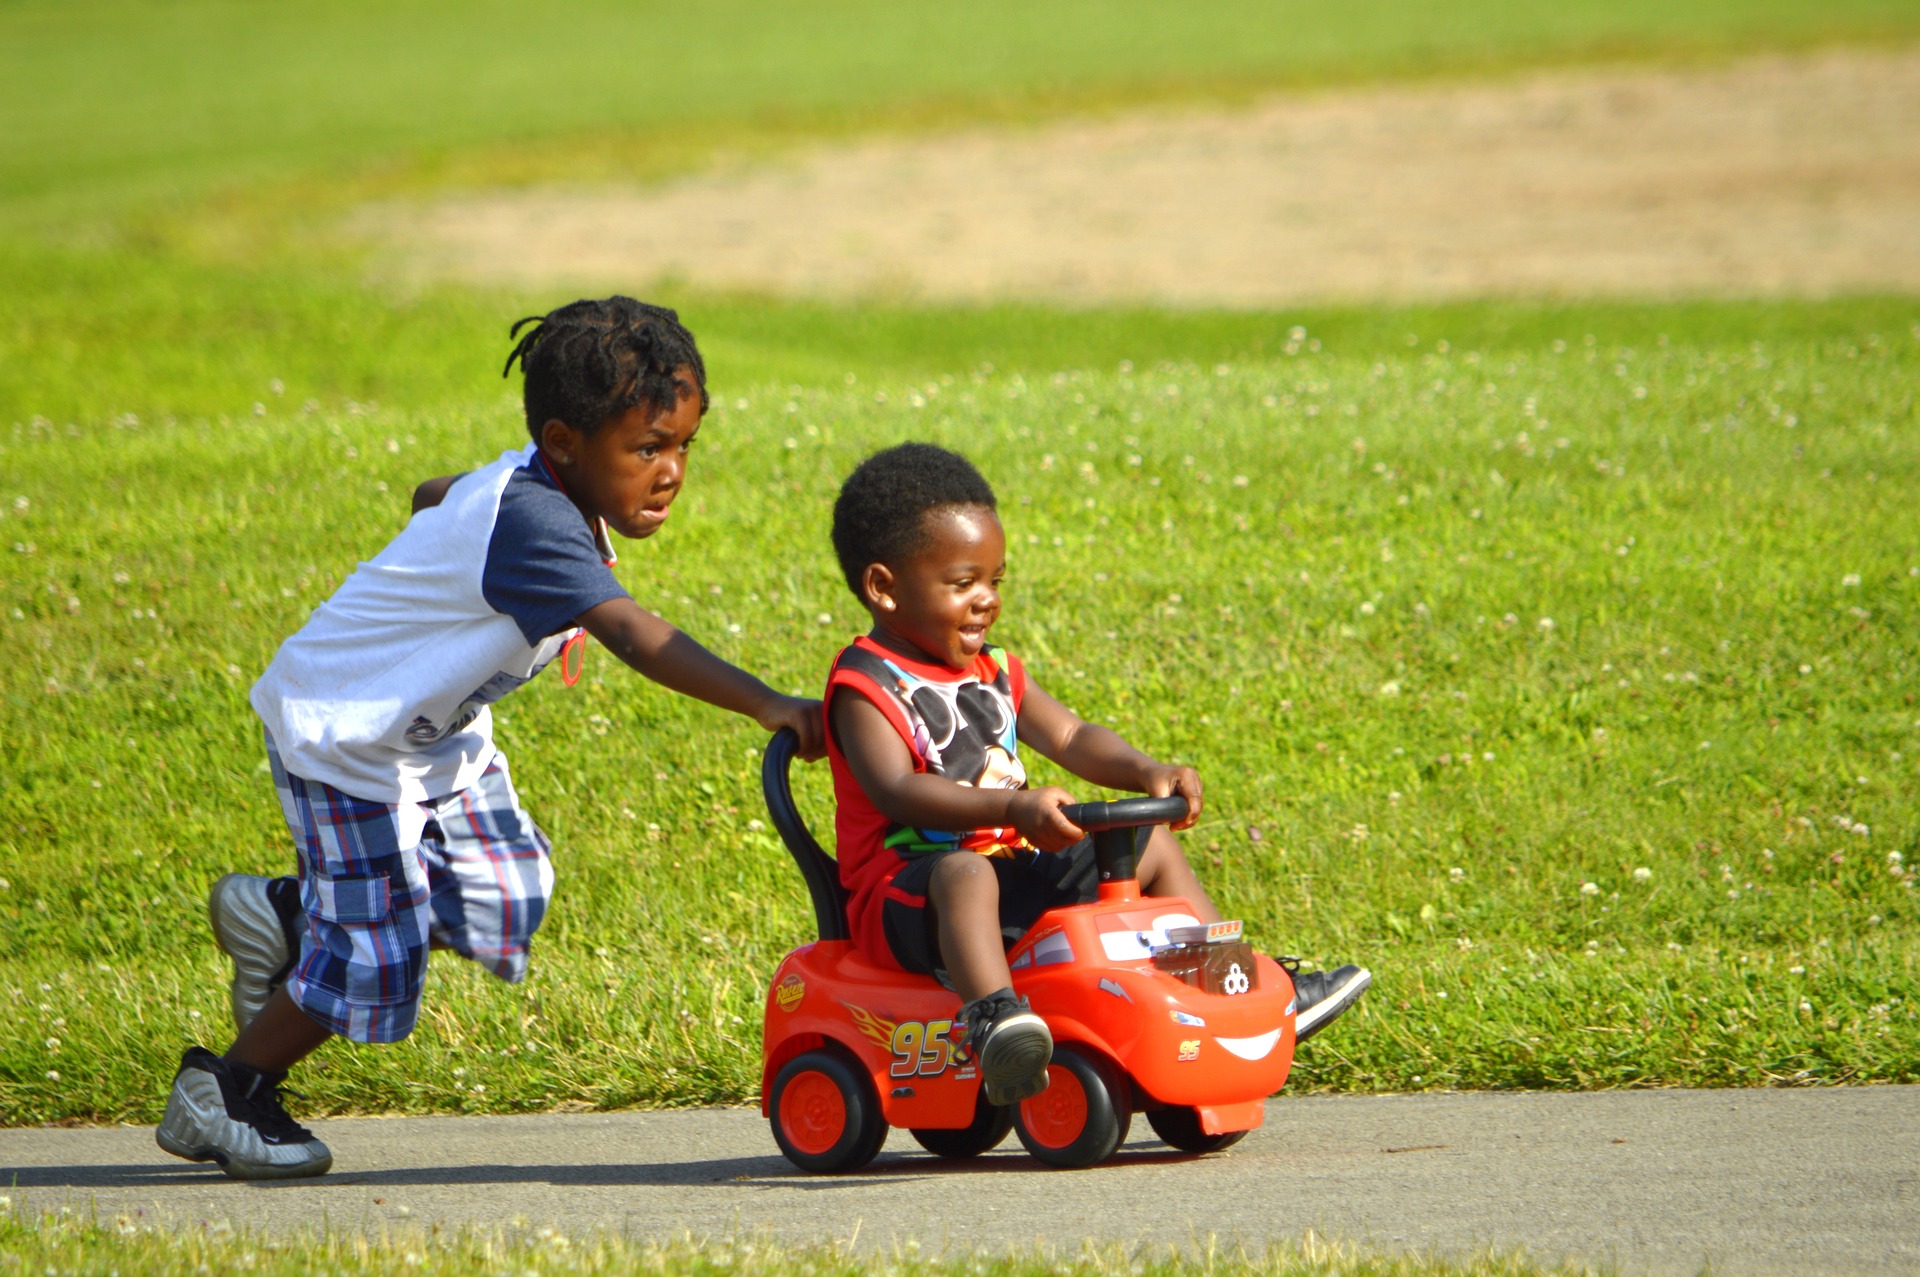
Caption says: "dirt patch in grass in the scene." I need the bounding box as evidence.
[369,48,1920,305]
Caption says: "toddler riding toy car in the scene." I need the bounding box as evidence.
[758,728,1298,1172]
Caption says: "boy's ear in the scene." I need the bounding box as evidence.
[860,563,898,613]
[538,418,579,467]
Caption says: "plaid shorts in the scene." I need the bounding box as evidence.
[265,730,555,1044]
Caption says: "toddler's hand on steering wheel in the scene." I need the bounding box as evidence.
[1008,786,1085,852]
[1141,764,1204,830]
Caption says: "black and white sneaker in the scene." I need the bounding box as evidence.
[155,1047,332,1179]
[959,987,1053,1105]
[209,874,303,1034]
[1288,961,1373,1044]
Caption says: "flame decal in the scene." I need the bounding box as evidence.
[843,1002,898,1050]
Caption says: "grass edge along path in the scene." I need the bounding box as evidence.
[0,1208,1594,1277]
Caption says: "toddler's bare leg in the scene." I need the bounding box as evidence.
[1138,827,1223,924]
[928,853,1012,1003]
[226,986,332,1075]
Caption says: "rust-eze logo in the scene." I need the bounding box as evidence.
[775,973,807,1012]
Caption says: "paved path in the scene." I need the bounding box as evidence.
[5,1089,1918,1274]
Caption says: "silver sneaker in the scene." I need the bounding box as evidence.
[209,873,303,1034]
[155,1047,332,1179]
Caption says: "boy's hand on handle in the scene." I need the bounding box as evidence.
[1008,786,1085,852]
[760,695,826,761]
[1141,763,1204,830]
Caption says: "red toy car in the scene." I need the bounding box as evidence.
[758,728,1298,1171]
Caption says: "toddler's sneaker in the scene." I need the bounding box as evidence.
[1287,961,1373,1044]
[155,1047,332,1179]
[959,987,1053,1105]
[209,873,303,1033]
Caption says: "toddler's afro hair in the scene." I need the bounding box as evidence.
[502,296,707,441]
[832,442,997,597]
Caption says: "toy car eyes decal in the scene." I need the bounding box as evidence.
[1098,912,1204,961]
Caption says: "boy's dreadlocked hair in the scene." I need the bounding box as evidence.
[502,296,708,441]
[832,442,998,597]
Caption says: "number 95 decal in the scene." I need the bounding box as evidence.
[889,1019,956,1077]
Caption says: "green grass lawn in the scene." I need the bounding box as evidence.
[0,0,1916,1134]
[3,291,1915,1124]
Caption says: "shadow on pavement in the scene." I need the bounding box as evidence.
[10,1145,1205,1191]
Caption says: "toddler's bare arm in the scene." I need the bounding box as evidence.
[832,695,1082,850]
[1016,678,1203,829]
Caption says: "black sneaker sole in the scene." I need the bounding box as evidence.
[978,1012,1053,1105]
[1295,966,1373,1044]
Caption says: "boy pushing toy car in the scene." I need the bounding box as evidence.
[157,298,823,1179]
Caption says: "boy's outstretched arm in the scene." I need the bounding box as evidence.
[1016,677,1203,830]
[833,695,1084,851]
[577,597,824,759]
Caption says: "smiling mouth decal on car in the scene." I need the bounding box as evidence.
[1213,1028,1284,1061]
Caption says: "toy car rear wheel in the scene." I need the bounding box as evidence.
[770,1049,887,1173]
[910,1090,1015,1159]
[1146,1105,1249,1154]
[1013,1045,1131,1168]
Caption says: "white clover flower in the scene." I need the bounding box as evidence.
[815,612,833,626]
[1379,680,1401,697]
[1799,1001,1813,1014]
[1842,573,1861,587]
[1580,882,1601,897]
[1448,867,1465,882]
[1538,617,1555,630]
[1632,867,1652,882]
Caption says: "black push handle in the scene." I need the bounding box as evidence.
[1060,796,1192,832]
[761,726,850,942]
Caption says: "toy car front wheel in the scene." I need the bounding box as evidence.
[1146,1105,1249,1154]
[911,1089,1015,1159]
[770,1049,888,1173]
[1013,1045,1132,1168]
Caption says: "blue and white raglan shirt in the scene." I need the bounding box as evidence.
[251,444,628,804]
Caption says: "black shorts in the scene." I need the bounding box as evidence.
[881,839,1100,977]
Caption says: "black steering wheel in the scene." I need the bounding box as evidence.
[1059,796,1191,832]
[1058,795,1192,884]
